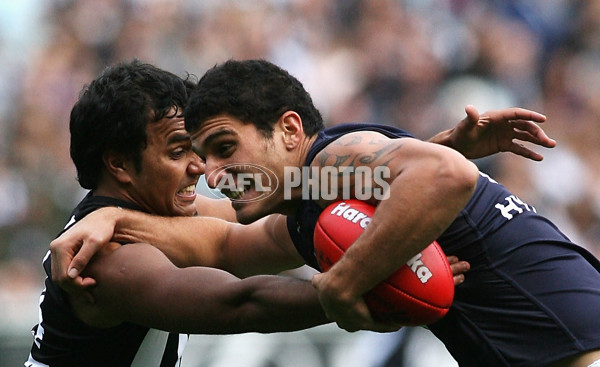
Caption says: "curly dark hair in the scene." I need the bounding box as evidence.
[69,59,195,189]
[185,59,324,137]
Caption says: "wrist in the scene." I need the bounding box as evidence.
[322,259,369,302]
[107,206,128,241]
[428,129,456,149]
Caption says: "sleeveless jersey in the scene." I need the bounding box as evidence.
[26,192,188,367]
[286,122,600,367]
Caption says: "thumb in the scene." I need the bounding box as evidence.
[67,241,100,278]
[311,273,323,289]
[462,105,480,128]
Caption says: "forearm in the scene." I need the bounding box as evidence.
[222,215,305,277]
[427,129,455,149]
[225,275,331,333]
[131,271,330,334]
[327,149,478,298]
[113,210,302,276]
[113,210,228,268]
[84,244,329,334]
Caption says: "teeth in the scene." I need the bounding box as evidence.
[222,176,253,200]
[179,184,196,194]
[225,189,246,200]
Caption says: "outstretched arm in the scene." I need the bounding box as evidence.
[51,208,305,291]
[70,242,334,334]
[428,105,555,160]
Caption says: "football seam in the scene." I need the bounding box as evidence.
[319,233,452,310]
[375,281,450,312]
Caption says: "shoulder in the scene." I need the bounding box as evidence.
[312,130,421,168]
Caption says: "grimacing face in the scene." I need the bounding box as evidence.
[126,112,203,217]
[191,114,298,224]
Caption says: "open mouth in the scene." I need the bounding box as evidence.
[177,184,197,197]
[221,179,252,201]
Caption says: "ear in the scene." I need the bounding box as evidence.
[102,150,133,184]
[278,111,304,150]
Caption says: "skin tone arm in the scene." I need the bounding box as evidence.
[51,205,469,294]
[310,133,480,331]
[70,240,331,334]
[52,105,549,287]
[51,209,305,291]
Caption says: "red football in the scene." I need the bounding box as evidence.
[314,200,454,326]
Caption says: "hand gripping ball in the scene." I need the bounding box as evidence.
[314,200,454,325]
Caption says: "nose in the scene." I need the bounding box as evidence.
[188,153,205,176]
[204,160,226,189]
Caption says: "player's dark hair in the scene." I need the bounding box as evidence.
[70,59,195,189]
[185,59,324,137]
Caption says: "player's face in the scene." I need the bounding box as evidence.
[191,114,295,224]
[127,112,203,217]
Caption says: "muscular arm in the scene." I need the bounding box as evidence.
[70,243,329,334]
[311,132,479,331]
[53,208,303,280]
[115,210,303,276]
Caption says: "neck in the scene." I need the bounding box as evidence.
[294,133,318,167]
[93,181,134,204]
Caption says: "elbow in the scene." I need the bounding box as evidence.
[439,153,479,202]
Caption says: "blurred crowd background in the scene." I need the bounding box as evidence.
[0,0,599,366]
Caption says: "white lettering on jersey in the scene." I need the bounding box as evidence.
[480,171,536,220]
[495,195,536,220]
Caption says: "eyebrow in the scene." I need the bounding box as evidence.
[199,128,236,148]
[167,132,192,145]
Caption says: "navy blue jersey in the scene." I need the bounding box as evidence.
[26,192,188,367]
[287,122,600,367]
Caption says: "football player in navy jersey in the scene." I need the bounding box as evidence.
[26,60,339,367]
[48,59,598,367]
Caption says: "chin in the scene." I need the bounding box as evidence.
[232,198,278,224]
[234,205,268,224]
[235,212,261,225]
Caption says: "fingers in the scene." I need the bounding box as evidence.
[510,120,557,148]
[446,255,459,265]
[507,143,544,162]
[448,256,470,287]
[50,237,79,283]
[313,273,385,332]
[50,237,98,297]
[67,238,104,279]
[448,256,470,274]
[489,107,547,123]
[506,119,557,161]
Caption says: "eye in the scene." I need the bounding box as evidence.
[171,147,187,159]
[218,143,235,157]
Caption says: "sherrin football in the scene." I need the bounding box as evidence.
[314,200,454,326]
